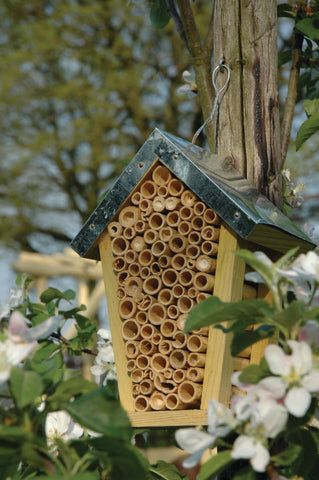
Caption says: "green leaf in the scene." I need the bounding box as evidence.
[185,296,271,333]
[295,17,319,41]
[149,460,187,479]
[30,349,64,389]
[231,326,274,357]
[238,361,270,384]
[47,376,97,410]
[64,387,131,440]
[197,450,234,480]
[304,98,319,117]
[40,287,75,305]
[10,367,43,409]
[285,428,318,475]
[296,112,319,150]
[278,49,292,68]
[271,443,302,467]
[271,300,303,332]
[150,0,171,29]
[232,465,257,480]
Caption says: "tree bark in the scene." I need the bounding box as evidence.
[212,0,282,208]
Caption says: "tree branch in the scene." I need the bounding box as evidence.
[280,32,304,167]
[165,0,189,51]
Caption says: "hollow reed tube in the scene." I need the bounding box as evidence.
[158,288,174,305]
[178,268,194,288]
[178,221,191,236]
[152,195,166,212]
[169,349,188,369]
[119,297,137,319]
[134,395,151,412]
[143,275,162,295]
[144,228,159,244]
[131,236,146,252]
[112,256,126,273]
[125,249,138,264]
[167,178,184,196]
[187,334,208,353]
[119,206,140,228]
[149,212,166,230]
[178,381,202,404]
[121,319,141,341]
[171,254,187,271]
[165,393,186,410]
[187,367,205,382]
[201,241,219,256]
[165,196,180,211]
[158,339,173,355]
[124,276,143,298]
[138,249,154,266]
[148,303,167,325]
[124,341,140,359]
[196,255,217,273]
[136,354,151,370]
[169,234,188,254]
[160,319,178,338]
[159,226,174,242]
[172,369,186,384]
[181,189,196,207]
[140,379,155,396]
[203,208,220,225]
[107,221,123,237]
[201,226,220,242]
[140,180,157,199]
[188,352,206,367]
[193,272,215,292]
[151,240,171,257]
[111,236,129,256]
[151,353,170,372]
[139,339,157,355]
[177,295,194,314]
[162,268,178,287]
[150,391,166,411]
[152,165,171,186]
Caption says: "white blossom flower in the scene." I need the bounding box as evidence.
[0,288,23,320]
[91,329,116,383]
[298,320,319,349]
[45,410,83,449]
[176,70,198,97]
[232,435,270,472]
[280,251,319,284]
[264,340,319,417]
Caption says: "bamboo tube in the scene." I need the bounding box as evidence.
[193,272,215,291]
[172,284,186,298]
[187,367,205,382]
[165,393,187,410]
[119,297,137,319]
[117,287,125,299]
[150,262,161,276]
[151,353,170,372]
[152,331,163,345]
[201,226,220,242]
[186,245,201,259]
[131,191,142,205]
[151,240,171,257]
[179,206,193,221]
[188,352,206,367]
[191,216,206,231]
[137,294,154,311]
[140,379,155,395]
[139,339,157,356]
[132,384,141,396]
[117,270,129,286]
[237,345,252,358]
[158,288,174,305]
[125,249,138,264]
[187,259,196,270]
[143,275,162,295]
[203,208,220,225]
[243,284,257,299]
[119,206,140,228]
[162,268,178,287]
[134,395,151,412]
[149,212,166,230]
[141,324,156,339]
[140,179,157,199]
[143,368,151,379]
[169,349,188,369]
[111,236,129,256]
[140,198,153,216]
[172,332,188,349]
[192,327,209,336]
[131,368,144,383]
[187,334,208,352]
[169,234,188,254]
[125,341,140,359]
[136,354,151,370]
[196,292,212,303]
[158,185,168,197]
[177,295,195,314]
[127,359,136,372]
[128,262,140,277]
[178,381,202,404]
[194,201,206,216]
[168,304,179,319]
[160,379,177,394]
[144,228,159,245]
[112,256,126,273]
[178,221,192,236]
[136,311,148,325]
[181,189,196,207]
[159,226,174,242]
[173,369,187,384]
[123,226,135,240]
[195,255,217,273]
[178,268,194,288]
[188,287,199,299]
[171,254,187,271]
[122,319,141,341]
[176,314,188,331]
[152,165,171,186]
[168,178,184,196]
[201,241,219,256]
[124,276,143,298]
[140,266,151,279]
[188,231,201,245]
[158,339,174,355]
[158,255,172,268]
[148,303,167,325]
[160,319,178,338]
[166,211,180,228]
[131,236,146,253]
[107,221,123,237]
[234,356,250,371]
[150,391,166,411]
[165,196,180,211]
[138,249,154,266]
[135,219,147,234]
[164,368,173,379]
[153,195,166,212]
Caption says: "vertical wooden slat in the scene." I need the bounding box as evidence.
[201,224,246,408]
[99,233,134,411]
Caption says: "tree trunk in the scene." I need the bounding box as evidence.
[212,0,282,208]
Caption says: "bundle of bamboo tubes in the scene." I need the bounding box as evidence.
[109,164,256,412]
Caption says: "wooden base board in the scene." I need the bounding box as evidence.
[128,409,208,427]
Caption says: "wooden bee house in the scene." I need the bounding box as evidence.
[71,129,315,427]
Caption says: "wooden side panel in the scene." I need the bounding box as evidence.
[129,409,208,427]
[201,224,246,408]
[99,233,134,411]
